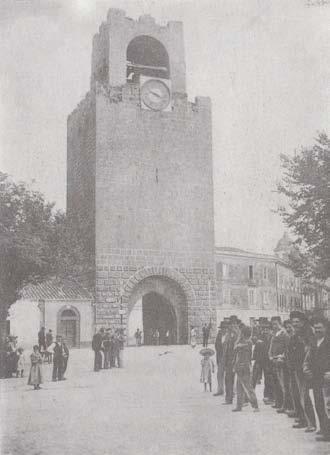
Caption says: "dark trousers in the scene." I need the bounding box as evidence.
[252,362,262,389]
[252,362,273,399]
[289,369,304,419]
[263,365,275,400]
[52,358,63,381]
[236,367,258,409]
[276,363,293,410]
[313,383,330,436]
[271,364,283,407]
[295,370,316,428]
[202,336,209,348]
[110,350,116,368]
[94,350,102,371]
[224,368,235,403]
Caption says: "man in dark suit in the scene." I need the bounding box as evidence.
[92,328,104,372]
[52,335,64,381]
[222,317,238,405]
[213,322,227,396]
[202,324,209,348]
[304,317,330,442]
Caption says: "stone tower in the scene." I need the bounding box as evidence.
[67,9,215,344]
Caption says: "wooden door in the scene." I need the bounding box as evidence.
[60,320,76,347]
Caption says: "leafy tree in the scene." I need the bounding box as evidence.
[277,133,330,280]
[0,173,94,331]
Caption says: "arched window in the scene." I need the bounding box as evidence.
[61,309,76,318]
[126,35,170,82]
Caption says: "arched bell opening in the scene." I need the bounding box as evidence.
[126,35,170,82]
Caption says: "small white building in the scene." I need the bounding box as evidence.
[8,280,93,349]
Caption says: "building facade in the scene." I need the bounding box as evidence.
[215,246,303,324]
[67,9,216,344]
[8,281,93,348]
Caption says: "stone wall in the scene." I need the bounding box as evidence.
[93,83,215,340]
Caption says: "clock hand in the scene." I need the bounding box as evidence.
[149,90,162,99]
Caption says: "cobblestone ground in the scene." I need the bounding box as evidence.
[1,346,329,455]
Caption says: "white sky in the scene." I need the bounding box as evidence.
[1,0,330,253]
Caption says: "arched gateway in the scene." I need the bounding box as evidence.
[123,267,196,345]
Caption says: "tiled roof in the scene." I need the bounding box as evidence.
[215,245,288,265]
[21,280,93,301]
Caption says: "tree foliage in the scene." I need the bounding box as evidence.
[277,133,330,280]
[0,173,94,321]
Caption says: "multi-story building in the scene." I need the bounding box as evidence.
[215,237,303,324]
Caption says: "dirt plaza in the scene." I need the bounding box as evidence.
[1,346,329,455]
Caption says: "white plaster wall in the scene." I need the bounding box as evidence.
[8,300,40,348]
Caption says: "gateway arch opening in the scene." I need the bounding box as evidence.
[127,275,188,346]
[143,292,176,345]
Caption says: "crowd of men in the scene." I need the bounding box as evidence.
[213,311,330,442]
[92,327,125,371]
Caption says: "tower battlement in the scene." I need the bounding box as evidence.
[91,8,186,93]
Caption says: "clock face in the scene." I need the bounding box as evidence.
[141,79,170,111]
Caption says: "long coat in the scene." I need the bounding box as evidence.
[214,330,223,365]
[28,352,43,385]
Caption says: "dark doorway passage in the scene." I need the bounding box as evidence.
[142,292,177,345]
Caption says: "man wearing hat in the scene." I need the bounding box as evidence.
[290,311,316,432]
[213,321,227,396]
[52,335,64,381]
[252,320,274,403]
[92,328,104,372]
[304,317,330,441]
[222,316,239,404]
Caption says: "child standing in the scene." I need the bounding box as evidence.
[16,348,25,378]
[28,345,43,390]
[200,348,215,392]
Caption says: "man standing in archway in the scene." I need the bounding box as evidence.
[202,322,211,348]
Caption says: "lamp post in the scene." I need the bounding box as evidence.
[118,281,126,329]
[119,298,125,327]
